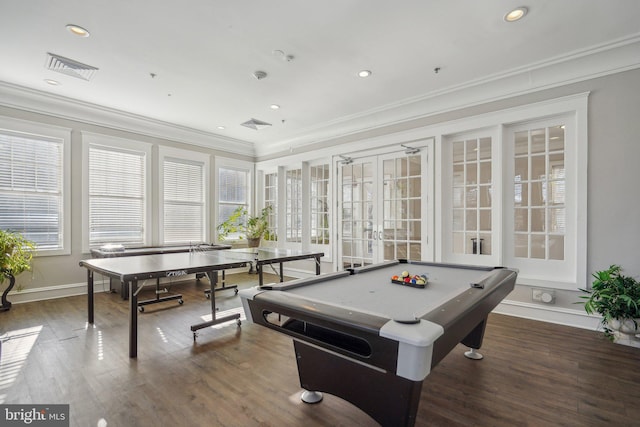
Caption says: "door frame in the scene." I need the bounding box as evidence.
[333,139,434,270]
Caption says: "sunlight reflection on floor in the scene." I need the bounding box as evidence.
[0,326,43,404]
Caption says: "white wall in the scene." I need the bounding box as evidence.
[3,68,640,332]
[259,68,640,329]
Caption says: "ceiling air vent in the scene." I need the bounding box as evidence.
[45,52,99,81]
[241,118,272,130]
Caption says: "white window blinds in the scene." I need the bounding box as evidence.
[163,157,205,244]
[88,145,146,247]
[0,131,64,250]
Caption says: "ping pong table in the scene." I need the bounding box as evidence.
[79,248,324,358]
[90,243,232,306]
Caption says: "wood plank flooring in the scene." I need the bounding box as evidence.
[1,273,639,427]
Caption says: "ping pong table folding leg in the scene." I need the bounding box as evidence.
[191,270,241,341]
[87,270,94,324]
[137,278,183,312]
[129,280,138,358]
[203,270,238,299]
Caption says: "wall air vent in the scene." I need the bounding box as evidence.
[45,52,99,81]
[241,118,272,130]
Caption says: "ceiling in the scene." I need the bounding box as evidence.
[1,1,639,157]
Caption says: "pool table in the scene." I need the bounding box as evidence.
[239,260,517,427]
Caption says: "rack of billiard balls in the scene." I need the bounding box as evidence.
[390,271,428,288]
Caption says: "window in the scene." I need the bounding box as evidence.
[0,123,69,254]
[160,147,208,244]
[264,172,278,242]
[512,126,565,260]
[286,168,302,243]
[310,164,330,245]
[0,119,70,255]
[504,113,583,287]
[218,166,249,240]
[87,145,147,247]
[439,93,587,289]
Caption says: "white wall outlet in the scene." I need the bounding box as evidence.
[531,288,556,304]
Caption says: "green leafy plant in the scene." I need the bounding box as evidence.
[578,265,640,340]
[217,205,273,242]
[0,229,36,280]
[1,229,36,311]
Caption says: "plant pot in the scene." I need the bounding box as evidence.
[247,237,261,248]
[1,273,16,312]
[607,318,640,348]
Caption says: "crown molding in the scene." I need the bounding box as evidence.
[256,33,640,157]
[0,81,255,157]
[1,34,639,159]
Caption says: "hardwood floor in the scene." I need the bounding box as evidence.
[1,274,639,427]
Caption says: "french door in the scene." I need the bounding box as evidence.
[338,149,429,269]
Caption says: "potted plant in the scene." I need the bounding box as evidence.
[579,265,640,346]
[217,205,273,247]
[1,229,36,311]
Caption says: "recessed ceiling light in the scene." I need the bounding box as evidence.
[358,70,372,78]
[270,104,280,110]
[217,126,225,130]
[66,24,90,37]
[44,79,60,86]
[504,7,528,22]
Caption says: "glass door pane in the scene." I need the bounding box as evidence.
[450,137,492,256]
[338,149,427,269]
[339,159,376,269]
[380,153,422,262]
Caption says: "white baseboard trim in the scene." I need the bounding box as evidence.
[6,281,97,305]
[493,299,602,332]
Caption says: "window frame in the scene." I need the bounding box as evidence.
[435,93,588,290]
[0,117,71,256]
[308,160,331,254]
[284,166,303,245]
[158,146,209,246]
[214,157,253,243]
[503,114,580,287]
[257,167,279,245]
[81,132,152,253]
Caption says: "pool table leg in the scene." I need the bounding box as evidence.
[461,318,487,359]
[294,340,422,427]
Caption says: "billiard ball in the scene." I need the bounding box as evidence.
[391,275,399,280]
[401,270,409,278]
